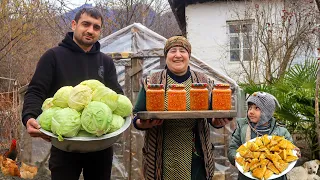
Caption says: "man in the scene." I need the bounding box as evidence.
[22,8,123,180]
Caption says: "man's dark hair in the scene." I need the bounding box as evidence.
[74,8,104,25]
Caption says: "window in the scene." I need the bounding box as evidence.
[227,20,253,62]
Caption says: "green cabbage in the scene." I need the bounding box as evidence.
[108,114,125,133]
[52,86,73,108]
[76,130,96,137]
[81,101,112,136]
[42,98,55,111]
[51,108,81,141]
[80,79,105,91]
[68,85,92,111]
[92,86,119,111]
[113,95,132,117]
[38,107,61,131]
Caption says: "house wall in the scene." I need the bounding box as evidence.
[185,1,284,83]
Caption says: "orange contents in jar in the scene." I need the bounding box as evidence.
[212,83,232,110]
[190,83,209,110]
[146,84,165,111]
[167,84,186,111]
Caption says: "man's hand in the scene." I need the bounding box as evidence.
[136,119,164,129]
[211,118,233,128]
[26,118,51,142]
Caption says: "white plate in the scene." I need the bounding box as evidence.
[235,136,298,180]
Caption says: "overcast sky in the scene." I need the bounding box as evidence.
[67,0,95,8]
[50,0,95,9]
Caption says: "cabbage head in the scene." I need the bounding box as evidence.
[52,86,73,108]
[80,79,105,91]
[113,95,132,117]
[81,101,112,136]
[68,85,92,111]
[108,114,125,133]
[76,130,96,137]
[51,108,81,141]
[92,86,119,111]
[42,98,55,111]
[38,107,61,131]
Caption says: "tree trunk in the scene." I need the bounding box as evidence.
[314,0,320,159]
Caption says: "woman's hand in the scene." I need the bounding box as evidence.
[211,118,233,128]
[136,119,164,129]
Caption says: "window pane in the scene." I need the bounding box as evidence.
[230,50,240,61]
[242,24,252,33]
[243,49,252,61]
[230,37,240,49]
[229,24,240,33]
[243,35,252,48]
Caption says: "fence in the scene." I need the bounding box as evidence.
[0,90,20,155]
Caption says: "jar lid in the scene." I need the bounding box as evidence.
[215,83,230,87]
[191,83,208,87]
[147,84,164,88]
[169,84,185,88]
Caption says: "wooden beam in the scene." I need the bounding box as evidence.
[114,59,131,66]
[128,63,142,77]
[137,110,237,119]
[106,49,165,60]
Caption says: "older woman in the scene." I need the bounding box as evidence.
[133,36,231,180]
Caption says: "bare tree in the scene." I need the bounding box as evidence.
[0,0,62,91]
[223,0,318,84]
[313,0,320,158]
[93,0,180,37]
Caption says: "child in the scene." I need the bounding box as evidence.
[228,91,298,180]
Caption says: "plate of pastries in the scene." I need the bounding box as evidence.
[235,134,299,180]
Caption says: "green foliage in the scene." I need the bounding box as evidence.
[241,59,319,158]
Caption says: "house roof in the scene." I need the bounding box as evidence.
[168,0,217,34]
[168,0,243,34]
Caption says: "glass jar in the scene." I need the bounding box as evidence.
[146,84,165,111]
[190,83,209,110]
[167,84,186,111]
[212,83,232,110]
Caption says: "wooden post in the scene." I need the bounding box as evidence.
[129,58,143,180]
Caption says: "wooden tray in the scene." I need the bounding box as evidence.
[136,110,237,120]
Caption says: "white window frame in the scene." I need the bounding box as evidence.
[227,20,254,62]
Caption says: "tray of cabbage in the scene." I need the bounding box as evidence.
[37,79,133,153]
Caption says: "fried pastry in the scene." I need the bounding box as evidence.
[252,165,267,179]
[278,139,288,149]
[269,145,281,152]
[249,159,261,171]
[261,134,271,146]
[255,137,263,147]
[253,152,261,159]
[279,150,286,160]
[267,161,280,174]
[285,155,298,163]
[243,161,250,172]
[273,160,289,172]
[264,169,274,179]
[237,144,247,152]
[235,156,246,166]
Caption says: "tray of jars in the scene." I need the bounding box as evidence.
[136,110,237,120]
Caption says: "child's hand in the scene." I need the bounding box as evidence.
[294,147,301,158]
